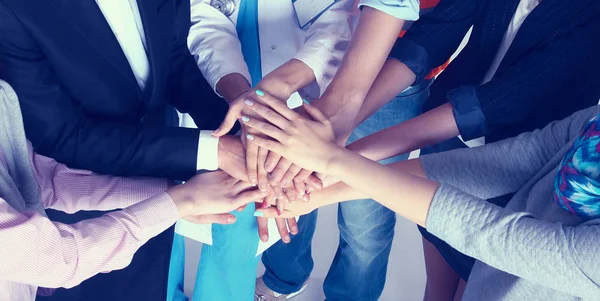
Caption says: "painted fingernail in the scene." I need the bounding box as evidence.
[241,116,250,122]
[302,99,310,105]
[246,134,255,141]
[261,201,269,209]
[255,90,265,97]
[253,211,264,217]
[244,99,254,106]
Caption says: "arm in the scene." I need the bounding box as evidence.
[187,0,252,97]
[311,2,418,140]
[0,193,180,288]
[30,147,170,213]
[0,3,200,181]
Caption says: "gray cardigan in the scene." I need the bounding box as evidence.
[422,105,600,301]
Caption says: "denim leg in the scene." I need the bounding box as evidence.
[260,81,430,297]
[192,204,260,301]
[323,81,431,301]
[262,209,319,294]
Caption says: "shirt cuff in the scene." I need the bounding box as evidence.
[447,85,489,141]
[196,130,219,171]
[358,0,420,21]
[119,192,180,243]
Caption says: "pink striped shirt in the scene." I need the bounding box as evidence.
[0,144,180,301]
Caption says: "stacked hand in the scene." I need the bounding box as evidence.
[212,82,328,242]
[167,171,268,224]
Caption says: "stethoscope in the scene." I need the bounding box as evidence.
[210,0,236,16]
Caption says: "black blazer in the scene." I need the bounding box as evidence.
[0,0,229,181]
[391,0,600,143]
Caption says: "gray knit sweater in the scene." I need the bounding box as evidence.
[422,105,600,301]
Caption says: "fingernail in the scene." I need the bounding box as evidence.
[246,134,255,141]
[259,184,267,192]
[241,116,250,122]
[291,227,298,234]
[261,235,268,242]
[284,235,290,242]
[261,201,269,209]
[302,99,310,105]
[244,99,254,106]
[255,90,265,97]
[227,216,236,223]
[303,195,310,202]
[253,211,264,217]
[276,208,282,216]
[317,182,323,189]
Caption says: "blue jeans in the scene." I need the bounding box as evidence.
[262,80,431,301]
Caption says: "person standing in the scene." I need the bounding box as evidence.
[0,0,247,300]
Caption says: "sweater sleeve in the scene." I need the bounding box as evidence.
[420,106,600,200]
[426,185,600,299]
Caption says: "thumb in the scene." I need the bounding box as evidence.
[184,214,236,224]
[254,207,295,218]
[302,99,328,122]
[213,104,242,137]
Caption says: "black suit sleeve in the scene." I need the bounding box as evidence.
[0,2,199,181]
[165,0,230,131]
[389,0,477,83]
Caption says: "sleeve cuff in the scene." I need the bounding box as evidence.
[358,0,420,21]
[213,71,252,98]
[120,192,180,242]
[196,130,219,171]
[294,48,332,96]
[389,38,431,85]
[447,85,489,141]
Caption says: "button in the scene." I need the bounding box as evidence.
[270,45,278,52]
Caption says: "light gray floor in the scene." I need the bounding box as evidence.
[183,203,426,301]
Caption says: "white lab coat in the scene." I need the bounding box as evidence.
[187,0,355,108]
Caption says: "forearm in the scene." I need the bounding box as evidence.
[216,73,252,104]
[258,59,316,99]
[347,103,459,161]
[327,149,437,226]
[313,6,406,137]
[0,193,179,288]
[354,58,416,126]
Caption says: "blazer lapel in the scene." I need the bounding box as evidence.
[474,0,521,74]
[136,0,174,102]
[502,0,592,66]
[48,0,141,90]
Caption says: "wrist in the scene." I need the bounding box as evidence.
[167,184,194,217]
[324,146,352,177]
[216,73,252,103]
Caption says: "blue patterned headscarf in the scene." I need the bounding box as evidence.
[554,114,600,219]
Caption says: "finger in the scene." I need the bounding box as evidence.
[275,218,291,243]
[245,141,259,186]
[184,214,236,225]
[231,180,254,195]
[257,147,270,192]
[302,100,329,123]
[269,158,293,186]
[252,90,301,121]
[280,164,302,187]
[287,217,299,235]
[241,116,288,143]
[305,174,324,191]
[257,217,269,242]
[236,205,247,212]
[255,208,297,219]
[293,179,310,201]
[264,152,281,172]
[243,99,292,129]
[232,189,268,209]
[213,103,242,137]
[284,187,297,204]
[246,135,284,154]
